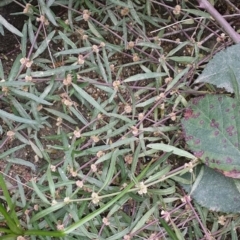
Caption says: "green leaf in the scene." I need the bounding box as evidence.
[124,72,167,82]
[32,30,55,59]
[0,109,38,124]
[10,88,52,105]
[0,15,23,37]
[196,43,240,93]
[44,107,78,124]
[181,165,240,213]
[148,143,195,159]
[181,95,240,176]
[72,83,108,115]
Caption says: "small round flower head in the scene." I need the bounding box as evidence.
[20,57,33,68]
[83,9,90,21]
[173,5,181,15]
[138,113,144,121]
[102,217,110,226]
[57,224,64,230]
[7,131,15,139]
[52,199,57,206]
[23,3,33,14]
[123,235,131,240]
[131,126,138,136]
[91,164,97,172]
[169,112,176,121]
[64,197,70,204]
[127,41,135,49]
[97,151,105,158]
[113,80,121,90]
[78,55,85,64]
[124,105,132,113]
[63,74,72,86]
[91,192,100,204]
[91,135,99,143]
[62,98,73,107]
[92,45,99,53]
[218,215,226,225]
[124,155,133,164]
[137,182,147,195]
[36,15,49,25]
[161,210,170,222]
[76,180,83,188]
[132,53,140,62]
[50,165,56,172]
[56,117,62,127]
[73,129,81,138]
[25,75,32,82]
[121,7,129,16]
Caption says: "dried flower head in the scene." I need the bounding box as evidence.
[64,197,70,204]
[83,9,90,21]
[25,75,32,82]
[132,53,140,62]
[97,151,105,158]
[124,155,133,164]
[113,80,121,90]
[138,113,144,121]
[7,131,15,139]
[131,126,138,135]
[169,112,176,121]
[123,234,131,240]
[56,117,63,127]
[165,77,172,84]
[23,3,33,15]
[91,135,99,143]
[91,192,100,204]
[50,165,56,172]
[57,224,64,230]
[121,7,129,16]
[78,55,85,64]
[137,182,147,195]
[173,5,181,15]
[102,217,110,226]
[62,98,73,107]
[161,210,170,222]
[218,215,226,225]
[92,45,99,53]
[124,105,132,113]
[63,74,72,86]
[110,64,115,72]
[100,42,105,47]
[36,15,49,25]
[76,180,83,188]
[20,57,33,68]
[91,164,97,172]
[73,129,81,138]
[127,41,135,49]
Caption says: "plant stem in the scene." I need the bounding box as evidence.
[197,0,240,43]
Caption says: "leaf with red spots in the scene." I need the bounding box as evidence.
[182,94,240,178]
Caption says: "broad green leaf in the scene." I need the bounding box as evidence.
[182,165,240,213]
[181,95,240,175]
[196,43,240,93]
